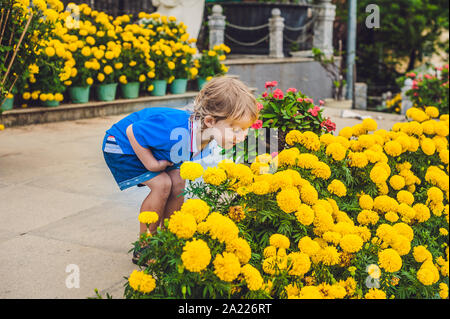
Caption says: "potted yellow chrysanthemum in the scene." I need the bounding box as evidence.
[195,44,230,90]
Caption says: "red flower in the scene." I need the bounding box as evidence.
[257,102,264,110]
[286,88,297,94]
[319,100,324,105]
[424,74,434,80]
[307,106,320,117]
[406,72,416,78]
[262,92,268,98]
[265,81,278,89]
[251,119,263,129]
[273,88,284,100]
[305,98,314,104]
[297,98,304,103]
[320,118,336,132]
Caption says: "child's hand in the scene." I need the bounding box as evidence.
[150,160,174,172]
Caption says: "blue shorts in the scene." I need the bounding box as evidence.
[102,134,181,191]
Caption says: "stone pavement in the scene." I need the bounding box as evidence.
[0,107,406,299]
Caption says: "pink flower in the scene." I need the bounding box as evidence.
[265,81,278,89]
[271,152,278,158]
[444,64,449,70]
[262,92,268,98]
[286,88,297,94]
[307,106,320,117]
[320,118,336,132]
[256,102,264,110]
[306,98,314,104]
[424,74,433,80]
[406,72,416,78]
[436,66,443,71]
[251,119,263,129]
[297,98,304,103]
[273,88,284,100]
[319,100,324,105]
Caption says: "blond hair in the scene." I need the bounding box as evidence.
[192,76,258,128]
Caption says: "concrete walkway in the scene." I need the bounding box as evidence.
[0,107,406,299]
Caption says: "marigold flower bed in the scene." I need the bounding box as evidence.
[124,107,449,299]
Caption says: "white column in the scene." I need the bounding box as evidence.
[269,8,284,58]
[313,0,336,59]
[401,78,414,115]
[208,4,226,49]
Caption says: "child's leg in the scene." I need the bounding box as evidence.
[161,169,186,226]
[139,172,172,235]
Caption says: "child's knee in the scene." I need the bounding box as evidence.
[147,173,172,196]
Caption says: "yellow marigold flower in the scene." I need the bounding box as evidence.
[138,211,159,225]
[128,270,156,294]
[269,233,290,249]
[389,175,405,190]
[396,190,414,206]
[181,198,209,222]
[373,195,398,213]
[241,264,263,291]
[263,245,277,258]
[299,286,323,299]
[323,231,342,245]
[439,149,449,164]
[119,75,127,84]
[203,167,227,186]
[439,283,449,299]
[228,205,246,222]
[378,248,402,272]
[357,210,379,226]
[287,252,311,276]
[362,118,378,131]
[359,194,374,210]
[179,161,204,181]
[311,161,331,180]
[417,261,440,286]
[314,209,334,234]
[340,234,363,253]
[298,236,320,255]
[413,245,432,263]
[420,137,436,155]
[181,239,211,272]
[365,288,386,299]
[385,211,399,223]
[425,106,440,118]
[295,204,315,226]
[299,131,321,151]
[328,179,347,197]
[384,140,403,157]
[276,187,301,213]
[168,210,197,239]
[348,151,369,168]
[204,212,239,243]
[226,237,251,264]
[285,129,302,145]
[326,142,347,161]
[413,203,431,223]
[213,252,241,282]
[97,73,105,82]
[250,180,270,195]
[427,186,444,203]
[320,246,340,266]
[278,148,299,166]
[339,126,353,139]
[300,184,319,205]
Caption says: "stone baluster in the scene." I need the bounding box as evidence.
[312,0,336,58]
[269,8,284,58]
[208,5,226,50]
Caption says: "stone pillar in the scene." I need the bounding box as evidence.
[401,78,413,115]
[313,0,336,58]
[269,8,284,58]
[354,82,367,110]
[208,5,226,50]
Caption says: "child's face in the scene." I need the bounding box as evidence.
[204,115,254,150]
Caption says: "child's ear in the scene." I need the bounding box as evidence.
[203,115,216,128]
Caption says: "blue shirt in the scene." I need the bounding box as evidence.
[106,107,209,164]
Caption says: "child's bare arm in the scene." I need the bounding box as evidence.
[126,124,173,172]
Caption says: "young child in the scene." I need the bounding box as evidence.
[101,76,259,264]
